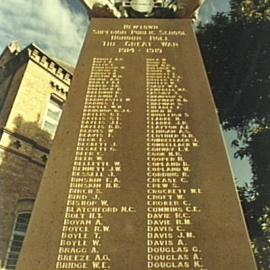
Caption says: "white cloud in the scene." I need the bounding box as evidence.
[0,0,89,65]
[0,0,231,65]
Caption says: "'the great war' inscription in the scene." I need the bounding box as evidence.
[16,19,257,270]
[93,23,186,55]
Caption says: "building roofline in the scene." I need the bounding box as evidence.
[22,43,73,85]
[27,43,75,74]
[0,42,74,86]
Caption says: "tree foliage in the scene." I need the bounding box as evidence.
[197,0,270,268]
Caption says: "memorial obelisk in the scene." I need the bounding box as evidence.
[16,1,258,269]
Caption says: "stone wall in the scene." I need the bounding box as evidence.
[0,45,72,268]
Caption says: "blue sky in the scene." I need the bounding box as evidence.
[0,0,230,65]
[0,0,251,185]
[224,131,252,186]
[0,0,88,65]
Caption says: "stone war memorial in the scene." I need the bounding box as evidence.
[16,0,258,269]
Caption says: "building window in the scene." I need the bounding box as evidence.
[43,97,63,137]
[4,212,31,270]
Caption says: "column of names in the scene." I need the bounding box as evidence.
[56,57,135,270]
[146,58,207,270]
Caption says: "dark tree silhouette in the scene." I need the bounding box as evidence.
[197,0,270,268]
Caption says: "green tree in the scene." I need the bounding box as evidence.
[197,0,270,268]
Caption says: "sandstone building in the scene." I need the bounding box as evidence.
[0,42,73,270]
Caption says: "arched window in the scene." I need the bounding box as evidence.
[4,212,31,270]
